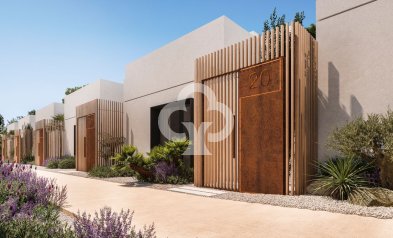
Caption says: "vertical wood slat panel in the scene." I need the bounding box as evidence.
[270,28,275,59]
[207,78,212,187]
[194,59,201,186]
[281,25,285,57]
[275,26,280,58]
[266,31,270,61]
[261,32,265,62]
[290,22,295,194]
[256,35,261,63]
[285,23,290,195]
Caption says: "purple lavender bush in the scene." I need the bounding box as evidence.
[0,161,73,237]
[153,161,178,183]
[0,161,157,238]
[0,161,67,219]
[74,207,156,238]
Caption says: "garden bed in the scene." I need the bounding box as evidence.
[36,165,184,189]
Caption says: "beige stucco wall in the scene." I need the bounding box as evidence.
[17,115,35,130]
[6,122,18,132]
[124,16,252,153]
[317,0,393,159]
[35,103,64,122]
[63,79,123,155]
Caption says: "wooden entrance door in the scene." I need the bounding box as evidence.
[85,114,95,171]
[77,117,86,171]
[77,114,95,172]
[239,58,285,194]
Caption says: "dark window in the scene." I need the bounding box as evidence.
[150,99,194,167]
[150,98,193,148]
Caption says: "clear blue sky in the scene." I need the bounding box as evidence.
[0,0,315,123]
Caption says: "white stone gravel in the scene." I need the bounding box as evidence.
[213,192,393,219]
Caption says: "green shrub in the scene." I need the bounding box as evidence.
[348,187,393,207]
[148,138,190,165]
[112,145,152,169]
[58,158,75,169]
[0,205,74,238]
[21,154,35,164]
[112,139,192,184]
[328,110,393,188]
[46,159,60,169]
[167,175,191,185]
[115,165,135,177]
[88,166,135,178]
[311,157,373,200]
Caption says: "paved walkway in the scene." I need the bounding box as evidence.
[36,170,393,238]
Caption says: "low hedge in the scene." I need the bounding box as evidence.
[58,158,75,169]
[88,166,135,178]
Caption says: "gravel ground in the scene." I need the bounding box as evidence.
[213,191,393,219]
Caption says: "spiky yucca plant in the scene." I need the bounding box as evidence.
[311,157,373,200]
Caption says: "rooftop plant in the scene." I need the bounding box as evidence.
[52,114,65,122]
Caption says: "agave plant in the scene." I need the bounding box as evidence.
[311,157,373,200]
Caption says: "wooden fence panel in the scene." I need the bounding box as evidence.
[34,119,65,165]
[76,99,123,171]
[194,22,317,195]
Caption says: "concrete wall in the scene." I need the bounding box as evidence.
[124,16,252,153]
[317,0,393,159]
[17,115,35,130]
[6,122,18,132]
[35,103,64,122]
[63,79,123,155]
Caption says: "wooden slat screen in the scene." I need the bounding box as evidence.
[203,73,238,190]
[76,99,123,170]
[1,135,13,161]
[194,22,318,195]
[34,119,65,165]
[96,99,123,167]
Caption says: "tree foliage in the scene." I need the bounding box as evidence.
[28,110,36,115]
[294,11,305,25]
[328,110,393,188]
[263,8,285,32]
[65,86,84,96]
[62,85,85,103]
[7,116,23,125]
[52,114,65,122]
[263,9,316,38]
[306,23,316,38]
[0,114,5,133]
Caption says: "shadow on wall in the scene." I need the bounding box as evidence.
[318,62,363,159]
[126,113,134,145]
